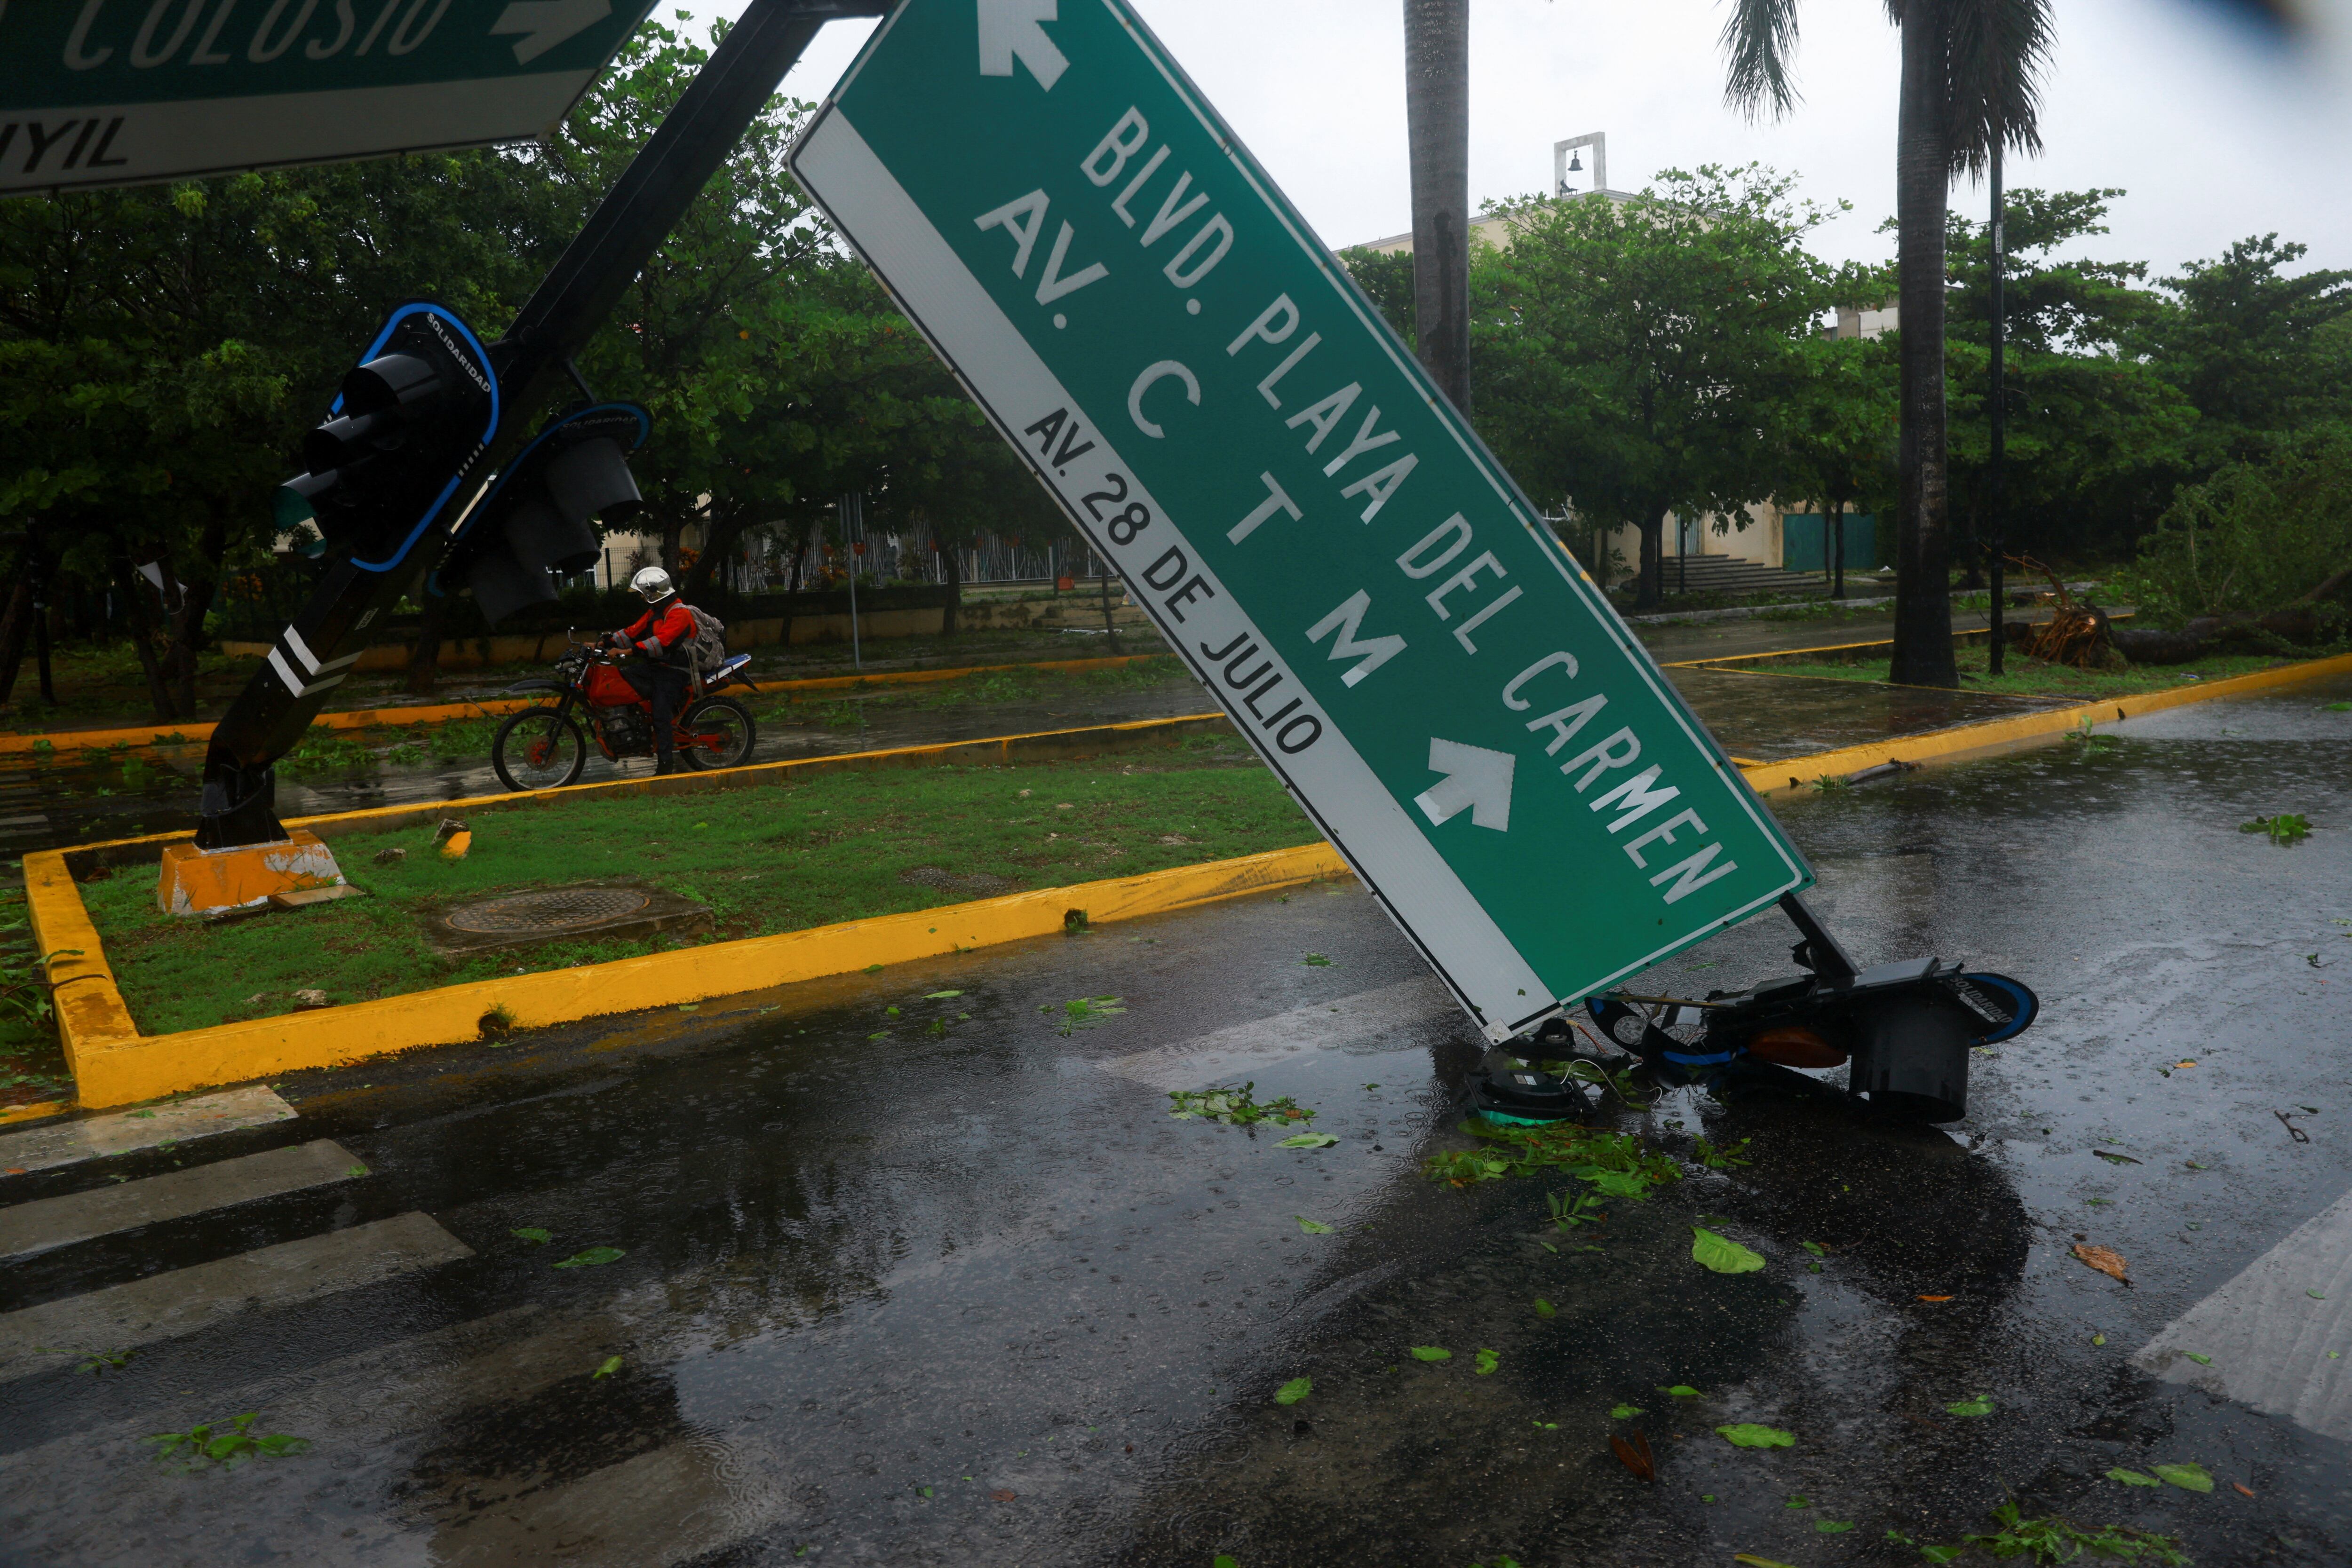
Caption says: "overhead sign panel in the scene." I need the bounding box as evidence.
[0,0,660,194]
[790,0,1812,1040]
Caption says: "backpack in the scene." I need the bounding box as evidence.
[683,604,728,676]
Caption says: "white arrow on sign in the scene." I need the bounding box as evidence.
[977,0,1068,89]
[1414,738,1515,833]
[492,0,613,64]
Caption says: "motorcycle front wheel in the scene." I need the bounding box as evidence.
[680,695,756,771]
[492,707,589,792]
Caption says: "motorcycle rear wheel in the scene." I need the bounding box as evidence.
[492,707,589,792]
[680,695,756,771]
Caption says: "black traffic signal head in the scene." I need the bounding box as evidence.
[441,402,649,625]
[275,302,499,572]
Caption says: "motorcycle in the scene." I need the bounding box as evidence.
[490,633,759,791]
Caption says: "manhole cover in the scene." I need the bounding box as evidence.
[447,888,652,934]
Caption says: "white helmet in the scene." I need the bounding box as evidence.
[630,566,675,602]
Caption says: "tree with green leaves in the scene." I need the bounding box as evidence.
[1468,165,1843,609]
[1939,188,2194,565]
[2135,233,2352,474]
[1778,300,1899,598]
[1723,0,2056,686]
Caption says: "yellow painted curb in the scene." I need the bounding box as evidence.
[48,841,1350,1109]
[0,653,1175,756]
[1738,650,2352,797]
[0,1100,67,1126]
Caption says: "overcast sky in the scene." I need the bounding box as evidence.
[668,0,2352,284]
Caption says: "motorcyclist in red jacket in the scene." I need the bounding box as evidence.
[606,566,696,774]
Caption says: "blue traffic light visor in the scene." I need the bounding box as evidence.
[339,301,500,575]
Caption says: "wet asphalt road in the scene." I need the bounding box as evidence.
[1,675,2348,1567]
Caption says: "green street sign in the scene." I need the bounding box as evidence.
[0,0,658,194]
[792,0,1813,1040]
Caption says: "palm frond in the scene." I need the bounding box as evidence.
[1944,0,2056,177]
[1719,0,1805,119]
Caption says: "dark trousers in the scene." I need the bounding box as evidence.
[623,661,691,769]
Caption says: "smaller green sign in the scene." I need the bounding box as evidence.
[1,0,659,194]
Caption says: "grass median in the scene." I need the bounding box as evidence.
[80,736,1314,1036]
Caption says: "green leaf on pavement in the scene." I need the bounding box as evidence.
[1475,1348,1499,1374]
[1276,1133,1338,1148]
[1799,1240,1827,1256]
[1659,1385,1701,1397]
[510,1227,551,1244]
[1533,1298,1556,1318]
[1214,1558,1239,1568]
[1611,1404,1644,1419]
[2152,1462,2213,1493]
[553,1246,625,1269]
[1294,1215,1335,1234]
[1409,1346,1452,1362]
[925,990,963,998]
[593,1356,622,1380]
[1816,1520,1854,1534]
[1717,1424,1795,1449]
[1946,1394,1995,1418]
[2183,1352,2212,1365]
[2107,1468,2161,1487]
[1785,1495,1810,1508]
[1923,1547,1965,1564]
[1692,1227,1766,1274]
[1273,1377,1311,1406]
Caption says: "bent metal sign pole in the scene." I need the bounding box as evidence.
[0,0,660,194]
[791,0,1813,1041]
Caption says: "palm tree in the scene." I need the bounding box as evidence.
[1403,0,1471,414]
[1722,0,2052,686]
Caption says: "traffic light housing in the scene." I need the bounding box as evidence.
[441,403,650,625]
[274,302,500,572]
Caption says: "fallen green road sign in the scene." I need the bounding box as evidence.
[792,0,1812,1040]
[1,0,659,194]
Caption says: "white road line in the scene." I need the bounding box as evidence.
[0,1086,296,1175]
[0,1139,363,1260]
[1096,976,1455,1092]
[2136,1184,2352,1441]
[422,1437,792,1567]
[0,1212,471,1381]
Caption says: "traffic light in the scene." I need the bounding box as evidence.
[441,403,650,625]
[275,301,499,571]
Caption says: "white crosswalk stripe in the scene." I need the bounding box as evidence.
[0,1086,295,1175]
[0,1139,364,1260]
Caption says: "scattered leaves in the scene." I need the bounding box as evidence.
[1610,1404,1644,1419]
[1659,1384,1701,1397]
[2073,1242,2130,1283]
[510,1227,551,1244]
[1962,1503,2188,1565]
[2108,1468,2161,1487]
[1475,1348,1500,1375]
[2152,1462,2213,1493]
[1273,1377,1312,1406]
[1300,953,1334,966]
[2094,1149,2143,1165]
[1533,1299,1556,1319]
[593,1356,622,1380]
[1815,1520,1854,1534]
[553,1246,626,1269]
[1294,1215,1335,1235]
[1275,1132,1338,1148]
[1946,1394,1995,1418]
[1716,1423,1795,1449]
[1422,1119,1678,1195]
[2241,813,2311,843]
[145,1413,310,1472]
[1408,1346,1452,1362]
[1169,1082,1314,1126]
[1610,1429,1656,1482]
[1052,995,1124,1034]
[1692,1227,1766,1275]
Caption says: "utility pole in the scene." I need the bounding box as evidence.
[1986,125,2007,676]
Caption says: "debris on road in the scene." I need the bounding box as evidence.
[2073,1242,2131,1283]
